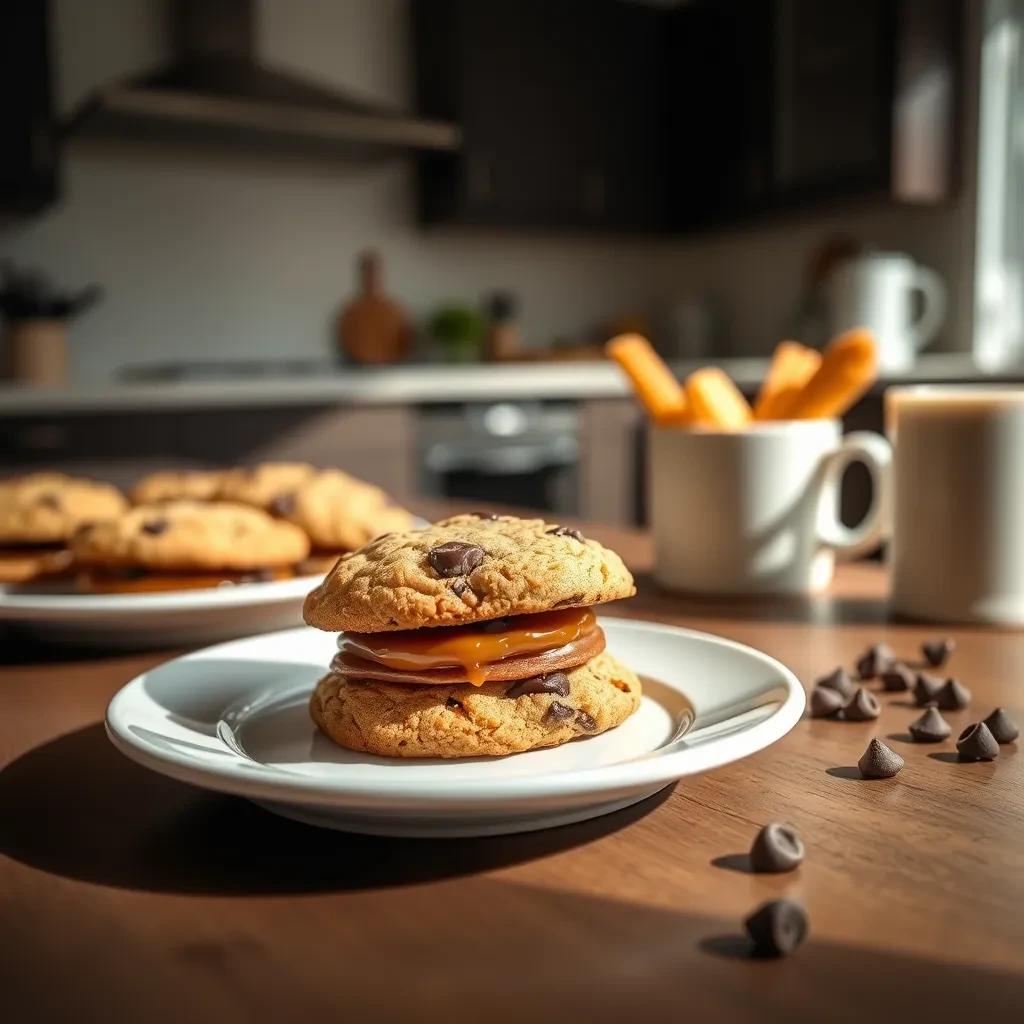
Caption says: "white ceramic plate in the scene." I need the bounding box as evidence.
[0,574,324,648]
[105,617,804,837]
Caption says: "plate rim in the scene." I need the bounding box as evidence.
[104,616,806,806]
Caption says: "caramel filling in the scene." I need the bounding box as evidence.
[340,607,598,686]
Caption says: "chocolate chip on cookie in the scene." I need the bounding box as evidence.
[575,710,597,731]
[428,541,485,578]
[141,518,169,536]
[36,493,61,510]
[268,492,297,518]
[544,701,576,724]
[505,672,571,698]
[547,525,584,542]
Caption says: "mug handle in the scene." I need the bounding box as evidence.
[816,431,892,560]
[909,266,947,351]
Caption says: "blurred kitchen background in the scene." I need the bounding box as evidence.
[1,0,1021,524]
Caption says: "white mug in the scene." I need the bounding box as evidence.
[649,421,891,596]
[888,386,1024,625]
[827,252,946,373]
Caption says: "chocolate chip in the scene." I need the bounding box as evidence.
[842,687,880,722]
[749,823,804,873]
[268,492,296,517]
[913,672,942,707]
[553,593,585,607]
[858,738,904,778]
[428,541,485,578]
[451,580,469,596]
[880,664,914,692]
[547,525,584,542]
[908,706,952,742]
[922,638,956,668]
[141,518,169,536]
[445,696,462,709]
[544,701,575,724]
[935,677,971,711]
[468,511,499,520]
[855,643,895,680]
[956,722,1000,762]
[744,900,808,958]
[810,686,844,719]
[983,707,1019,744]
[575,710,597,731]
[506,672,570,698]
[36,492,61,510]
[815,667,855,701]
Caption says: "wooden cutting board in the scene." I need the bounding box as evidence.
[337,250,412,365]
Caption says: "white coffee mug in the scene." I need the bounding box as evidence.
[649,421,891,595]
[827,252,946,373]
[888,386,1024,625]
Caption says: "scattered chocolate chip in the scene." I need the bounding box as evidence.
[749,823,804,873]
[445,696,462,709]
[810,686,844,719]
[451,579,469,597]
[544,701,575,724]
[428,541,485,578]
[856,643,895,680]
[880,664,914,692]
[36,492,61,510]
[141,518,169,536]
[815,667,856,700]
[744,900,808,958]
[505,673,571,699]
[858,738,904,778]
[547,525,584,542]
[983,707,1019,744]
[843,687,880,722]
[468,511,499,520]
[908,706,952,743]
[922,638,956,668]
[913,672,942,707]
[935,677,971,711]
[956,722,1000,762]
[268,492,296,518]
[576,710,597,731]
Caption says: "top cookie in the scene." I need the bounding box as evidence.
[131,469,226,505]
[303,513,635,633]
[0,473,127,544]
[72,500,310,571]
[216,462,318,512]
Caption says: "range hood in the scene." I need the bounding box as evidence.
[67,0,459,157]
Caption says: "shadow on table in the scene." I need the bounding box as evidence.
[628,573,887,626]
[0,722,672,896]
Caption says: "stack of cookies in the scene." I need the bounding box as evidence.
[304,514,642,758]
[0,461,415,592]
[0,473,126,584]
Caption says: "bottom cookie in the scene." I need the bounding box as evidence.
[310,651,642,759]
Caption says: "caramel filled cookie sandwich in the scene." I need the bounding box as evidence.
[70,500,310,592]
[304,514,640,758]
[0,473,127,583]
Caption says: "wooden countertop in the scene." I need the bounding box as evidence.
[2,523,1023,1021]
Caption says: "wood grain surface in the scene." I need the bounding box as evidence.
[1,518,1023,1022]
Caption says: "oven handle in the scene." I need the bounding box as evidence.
[425,440,578,475]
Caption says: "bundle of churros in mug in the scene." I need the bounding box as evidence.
[606,328,878,428]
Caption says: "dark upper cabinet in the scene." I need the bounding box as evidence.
[413,0,669,232]
[415,0,959,234]
[0,1,58,215]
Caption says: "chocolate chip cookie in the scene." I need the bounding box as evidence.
[131,469,226,505]
[0,473,127,545]
[71,500,310,571]
[310,650,641,758]
[216,462,318,511]
[304,514,635,633]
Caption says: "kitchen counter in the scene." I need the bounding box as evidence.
[1,353,1021,416]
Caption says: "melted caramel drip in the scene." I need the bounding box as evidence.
[340,607,597,686]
